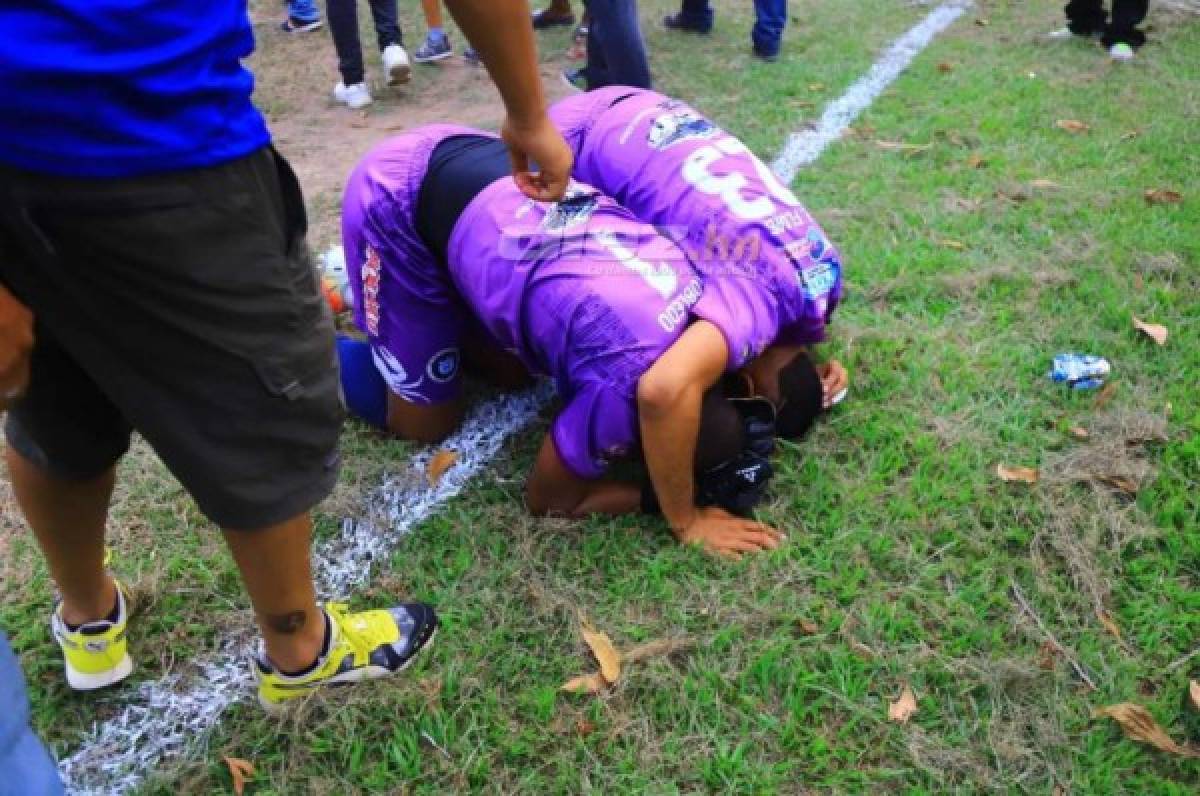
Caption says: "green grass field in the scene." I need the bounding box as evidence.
[2,0,1198,792]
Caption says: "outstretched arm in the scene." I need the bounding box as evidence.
[444,0,572,201]
[638,321,782,558]
[526,434,641,517]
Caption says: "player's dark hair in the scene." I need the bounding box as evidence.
[775,351,823,439]
[695,382,745,474]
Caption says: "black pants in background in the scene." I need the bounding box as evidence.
[326,0,402,85]
[583,0,652,89]
[1065,0,1148,47]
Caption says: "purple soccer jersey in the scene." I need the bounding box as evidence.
[549,88,844,369]
[343,127,704,479]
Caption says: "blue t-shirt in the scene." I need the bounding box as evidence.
[0,1,270,177]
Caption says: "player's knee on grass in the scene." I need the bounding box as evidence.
[384,392,464,445]
[336,335,465,442]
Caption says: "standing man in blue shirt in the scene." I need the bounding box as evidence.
[0,0,571,713]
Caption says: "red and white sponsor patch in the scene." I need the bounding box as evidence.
[362,245,382,336]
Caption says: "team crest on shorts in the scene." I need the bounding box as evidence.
[647,103,718,150]
[541,185,600,231]
[426,347,461,383]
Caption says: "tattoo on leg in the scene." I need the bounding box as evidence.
[264,610,308,634]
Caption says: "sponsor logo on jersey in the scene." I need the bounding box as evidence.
[647,105,718,150]
[426,347,461,383]
[657,277,704,333]
[541,184,601,231]
[362,245,382,336]
[800,261,839,299]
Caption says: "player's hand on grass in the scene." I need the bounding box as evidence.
[502,113,573,202]
[817,359,848,409]
[0,284,33,410]
[675,506,784,559]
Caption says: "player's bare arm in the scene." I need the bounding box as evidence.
[638,321,783,558]
[444,0,572,201]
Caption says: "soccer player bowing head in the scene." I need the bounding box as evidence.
[340,126,782,557]
[549,87,849,428]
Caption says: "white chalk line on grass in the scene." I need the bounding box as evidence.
[771,0,971,185]
[59,385,553,794]
[58,4,968,791]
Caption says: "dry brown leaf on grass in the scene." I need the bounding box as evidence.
[888,684,919,723]
[1055,119,1090,134]
[1189,680,1200,711]
[581,622,621,683]
[937,61,954,73]
[1030,179,1061,190]
[560,672,608,694]
[996,464,1039,484]
[939,239,967,251]
[426,449,458,486]
[1092,703,1200,758]
[1096,474,1139,495]
[1095,610,1122,640]
[1144,189,1183,205]
[223,757,256,796]
[1132,316,1168,346]
[1093,381,1118,409]
[1120,129,1141,141]
[1069,426,1090,439]
[623,637,696,663]
[796,619,820,636]
[966,153,986,169]
[875,140,932,155]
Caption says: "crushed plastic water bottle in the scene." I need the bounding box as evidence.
[1049,353,1111,390]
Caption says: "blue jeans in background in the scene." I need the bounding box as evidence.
[582,0,652,89]
[751,0,787,57]
[287,0,321,23]
[674,0,788,56]
[0,634,64,796]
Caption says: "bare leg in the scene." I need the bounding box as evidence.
[222,513,325,673]
[420,0,443,28]
[6,448,117,626]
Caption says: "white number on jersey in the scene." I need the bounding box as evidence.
[680,136,800,221]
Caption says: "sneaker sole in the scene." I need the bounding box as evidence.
[65,653,133,691]
[289,21,324,33]
[413,51,454,64]
[560,72,585,93]
[386,63,412,86]
[258,627,437,715]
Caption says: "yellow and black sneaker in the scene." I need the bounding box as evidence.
[254,601,437,713]
[50,581,133,691]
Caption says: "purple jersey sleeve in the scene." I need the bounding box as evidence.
[549,89,844,363]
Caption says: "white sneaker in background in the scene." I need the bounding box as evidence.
[1108,42,1135,61]
[333,81,372,109]
[382,44,412,86]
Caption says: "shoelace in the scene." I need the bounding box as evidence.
[325,603,396,656]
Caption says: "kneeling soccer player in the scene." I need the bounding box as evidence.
[339,126,809,556]
[549,87,848,435]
